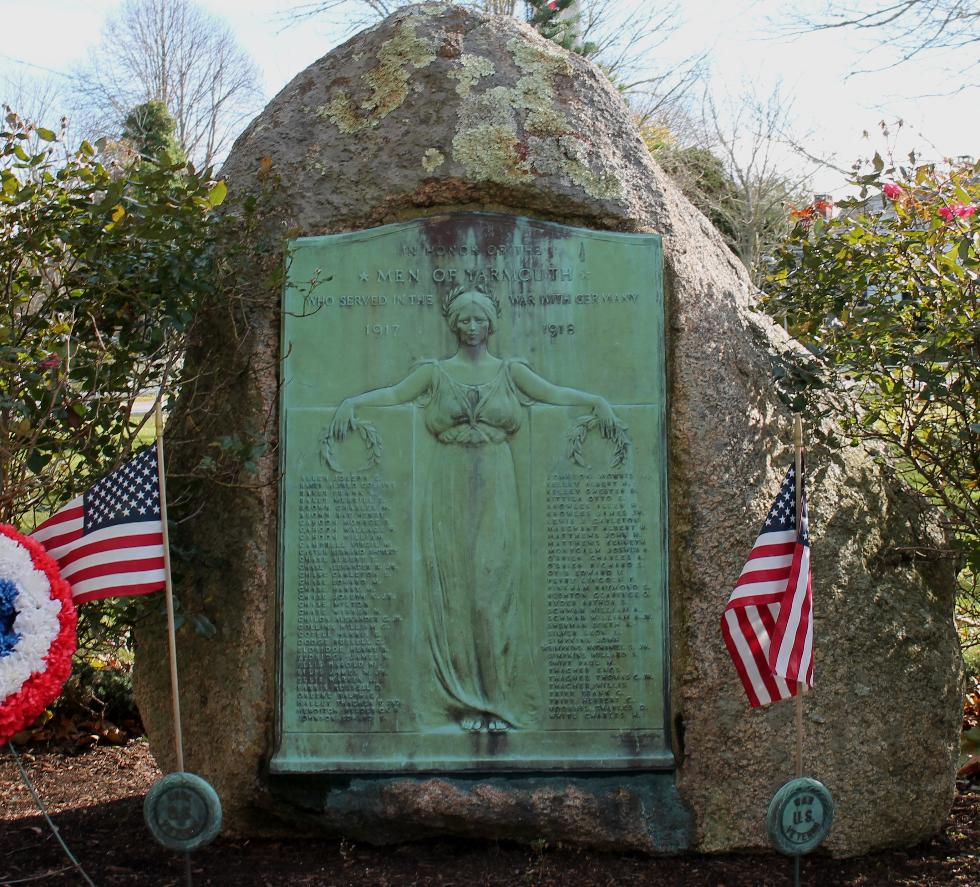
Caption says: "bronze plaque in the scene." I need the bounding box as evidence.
[272,213,669,772]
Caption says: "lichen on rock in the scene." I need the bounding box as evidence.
[530,133,622,200]
[448,34,620,199]
[454,124,532,184]
[451,84,531,185]
[508,36,573,81]
[421,148,445,173]
[316,16,437,134]
[448,54,496,97]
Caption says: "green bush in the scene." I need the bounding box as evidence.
[1,108,225,715]
[764,155,979,646]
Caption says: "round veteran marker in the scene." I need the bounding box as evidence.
[767,777,834,856]
[144,772,222,853]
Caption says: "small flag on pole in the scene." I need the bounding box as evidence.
[721,461,813,708]
[30,446,166,604]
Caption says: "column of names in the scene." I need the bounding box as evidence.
[293,474,401,726]
[543,470,654,726]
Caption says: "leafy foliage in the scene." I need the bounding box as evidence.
[0,107,228,675]
[0,109,223,528]
[648,136,807,284]
[763,156,979,642]
[651,143,741,246]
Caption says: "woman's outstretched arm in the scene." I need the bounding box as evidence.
[329,363,434,440]
[510,363,618,436]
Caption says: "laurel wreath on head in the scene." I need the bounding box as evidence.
[441,283,501,321]
[320,419,383,473]
[565,415,632,470]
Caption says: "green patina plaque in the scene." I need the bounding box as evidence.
[272,212,669,772]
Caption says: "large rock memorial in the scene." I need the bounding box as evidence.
[133,3,963,855]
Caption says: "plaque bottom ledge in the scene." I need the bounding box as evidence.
[268,752,676,774]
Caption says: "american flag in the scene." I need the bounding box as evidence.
[30,446,166,604]
[721,461,813,708]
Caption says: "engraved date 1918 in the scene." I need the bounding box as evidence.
[365,323,400,336]
[544,323,575,338]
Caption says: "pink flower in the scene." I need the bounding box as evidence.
[938,203,977,222]
[882,183,904,200]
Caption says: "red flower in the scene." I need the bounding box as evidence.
[38,354,61,369]
[790,199,831,222]
[882,183,904,200]
[938,203,977,222]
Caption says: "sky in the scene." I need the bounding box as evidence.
[0,0,976,197]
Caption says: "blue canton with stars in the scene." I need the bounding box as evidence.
[760,464,809,543]
[83,446,161,532]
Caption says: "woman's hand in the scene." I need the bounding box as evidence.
[592,397,617,438]
[329,399,356,440]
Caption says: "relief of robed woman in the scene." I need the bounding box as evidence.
[327,286,626,734]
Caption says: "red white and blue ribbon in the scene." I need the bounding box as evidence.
[0,524,76,745]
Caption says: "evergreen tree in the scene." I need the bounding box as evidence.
[121,99,186,166]
[525,0,596,56]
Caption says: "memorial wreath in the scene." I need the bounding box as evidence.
[0,523,76,745]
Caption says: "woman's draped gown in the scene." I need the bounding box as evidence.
[415,359,536,730]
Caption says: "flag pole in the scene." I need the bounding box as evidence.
[155,401,185,774]
[793,412,805,779]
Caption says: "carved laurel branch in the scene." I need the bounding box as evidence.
[320,419,383,473]
[565,415,632,470]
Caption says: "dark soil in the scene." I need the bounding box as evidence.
[1,742,978,886]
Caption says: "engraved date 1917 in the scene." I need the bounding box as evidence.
[365,323,400,336]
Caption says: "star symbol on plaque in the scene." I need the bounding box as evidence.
[359,271,369,282]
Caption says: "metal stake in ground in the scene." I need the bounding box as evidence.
[793,412,805,781]
[766,415,834,885]
[8,741,99,887]
[766,776,835,883]
[143,401,222,885]
[156,401,184,776]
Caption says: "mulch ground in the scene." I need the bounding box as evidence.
[1,741,978,886]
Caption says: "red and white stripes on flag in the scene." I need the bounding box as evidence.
[721,462,813,708]
[30,447,166,604]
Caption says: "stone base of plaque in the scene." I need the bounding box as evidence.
[260,772,691,853]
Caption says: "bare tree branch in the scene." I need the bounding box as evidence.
[0,71,70,136]
[662,84,818,284]
[786,1,979,79]
[69,0,264,168]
